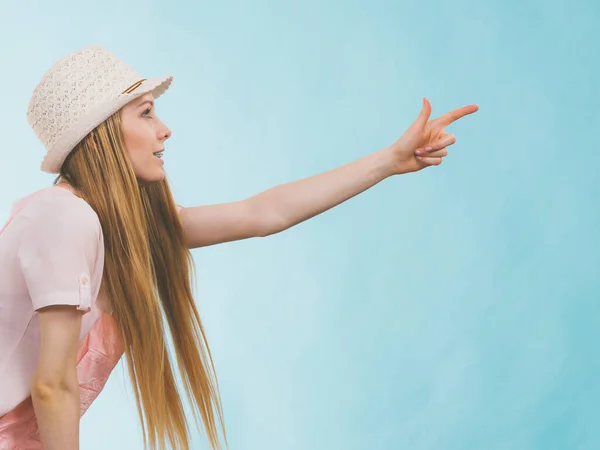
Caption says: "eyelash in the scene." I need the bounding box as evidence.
[142,108,153,118]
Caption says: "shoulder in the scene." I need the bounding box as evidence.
[19,188,102,241]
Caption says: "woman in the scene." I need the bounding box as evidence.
[0,45,478,450]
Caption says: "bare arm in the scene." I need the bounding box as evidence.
[179,199,267,248]
[250,148,396,236]
[31,305,83,450]
[179,148,395,248]
[179,99,478,249]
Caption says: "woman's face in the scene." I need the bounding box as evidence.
[121,93,172,185]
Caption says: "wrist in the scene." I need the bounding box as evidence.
[382,145,410,176]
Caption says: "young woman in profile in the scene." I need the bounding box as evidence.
[0,45,478,450]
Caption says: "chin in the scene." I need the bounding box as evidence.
[136,167,166,187]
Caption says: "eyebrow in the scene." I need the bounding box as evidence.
[138,100,154,109]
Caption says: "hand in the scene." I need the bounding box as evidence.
[388,98,479,174]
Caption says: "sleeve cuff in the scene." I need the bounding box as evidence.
[32,272,92,313]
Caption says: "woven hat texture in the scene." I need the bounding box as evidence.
[27,45,173,173]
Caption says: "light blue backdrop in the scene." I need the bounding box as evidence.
[1,0,598,448]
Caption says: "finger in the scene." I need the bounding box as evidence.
[415,148,447,157]
[416,156,443,166]
[413,97,432,130]
[425,148,448,158]
[414,134,455,155]
[437,104,479,126]
[429,134,456,150]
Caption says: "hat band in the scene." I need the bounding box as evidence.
[121,79,147,94]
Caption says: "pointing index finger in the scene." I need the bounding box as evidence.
[439,104,479,126]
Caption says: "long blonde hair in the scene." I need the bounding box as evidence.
[53,110,227,450]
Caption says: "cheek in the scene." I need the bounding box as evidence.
[123,124,155,156]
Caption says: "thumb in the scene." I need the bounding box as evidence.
[413,97,431,129]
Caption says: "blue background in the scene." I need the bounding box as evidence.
[1,0,598,448]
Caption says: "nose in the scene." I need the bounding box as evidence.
[159,121,172,141]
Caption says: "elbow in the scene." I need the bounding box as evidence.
[31,376,79,402]
[249,200,288,237]
[258,213,289,237]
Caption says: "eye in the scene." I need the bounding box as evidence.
[142,108,153,118]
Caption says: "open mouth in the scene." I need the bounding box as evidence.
[153,151,164,159]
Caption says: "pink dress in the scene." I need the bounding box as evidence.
[0,186,125,450]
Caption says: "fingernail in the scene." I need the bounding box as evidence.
[425,146,433,151]
[415,150,422,156]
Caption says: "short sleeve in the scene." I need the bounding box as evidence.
[17,196,102,314]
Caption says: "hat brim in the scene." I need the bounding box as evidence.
[40,74,173,174]
[122,75,173,102]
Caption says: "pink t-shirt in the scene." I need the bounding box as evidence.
[0,185,183,448]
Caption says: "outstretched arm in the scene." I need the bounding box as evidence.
[179,98,478,249]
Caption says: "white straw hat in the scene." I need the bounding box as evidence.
[27,45,173,174]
